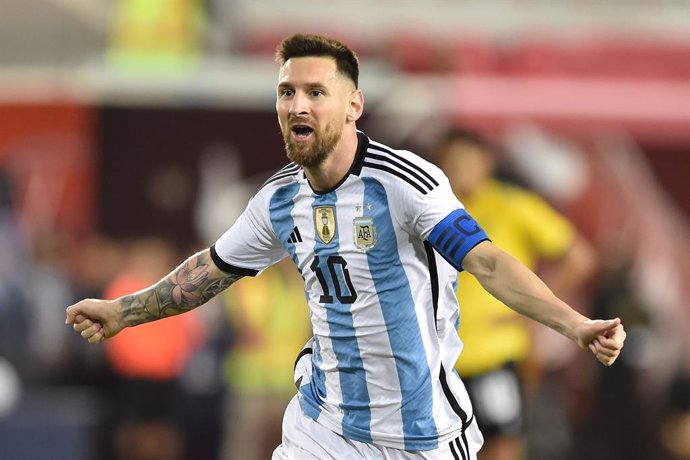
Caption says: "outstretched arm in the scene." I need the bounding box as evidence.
[65,248,243,344]
[462,241,625,366]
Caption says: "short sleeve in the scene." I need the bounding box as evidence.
[409,173,465,240]
[212,191,287,275]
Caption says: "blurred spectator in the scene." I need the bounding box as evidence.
[660,346,690,460]
[570,245,664,460]
[23,231,79,383]
[108,0,207,70]
[502,126,690,459]
[219,258,312,460]
[433,127,597,460]
[101,237,206,460]
[0,173,27,414]
[70,234,128,301]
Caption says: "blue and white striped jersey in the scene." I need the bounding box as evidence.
[212,132,489,451]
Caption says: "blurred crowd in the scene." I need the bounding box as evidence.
[0,196,312,460]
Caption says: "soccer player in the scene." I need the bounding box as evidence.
[434,128,598,460]
[66,34,626,460]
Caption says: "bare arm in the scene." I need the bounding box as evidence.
[462,241,625,365]
[119,248,241,325]
[66,248,243,343]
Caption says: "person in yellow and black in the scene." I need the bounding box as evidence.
[433,127,598,460]
[219,258,313,460]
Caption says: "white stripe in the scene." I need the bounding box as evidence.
[340,180,405,443]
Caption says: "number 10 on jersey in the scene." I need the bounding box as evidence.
[310,255,358,304]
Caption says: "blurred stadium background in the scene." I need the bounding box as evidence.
[0,1,689,459]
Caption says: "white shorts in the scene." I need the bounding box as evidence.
[272,395,483,460]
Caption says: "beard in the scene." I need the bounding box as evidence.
[282,119,342,168]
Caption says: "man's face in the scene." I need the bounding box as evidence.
[276,56,354,168]
[439,142,494,198]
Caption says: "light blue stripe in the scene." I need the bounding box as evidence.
[300,336,325,421]
[268,183,324,420]
[363,178,438,450]
[269,182,301,266]
[311,192,372,442]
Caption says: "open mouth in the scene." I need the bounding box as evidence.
[291,125,314,141]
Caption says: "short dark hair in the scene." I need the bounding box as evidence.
[436,127,490,152]
[275,33,360,88]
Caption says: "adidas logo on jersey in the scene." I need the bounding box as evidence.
[287,226,303,244]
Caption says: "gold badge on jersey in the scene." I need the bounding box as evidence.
[314,206,336,244]
[353,216,377,251]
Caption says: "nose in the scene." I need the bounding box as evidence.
[289,91,309,116]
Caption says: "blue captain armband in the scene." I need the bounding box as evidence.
[427,209,490,271]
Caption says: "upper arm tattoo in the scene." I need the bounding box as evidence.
[119,250,243,327]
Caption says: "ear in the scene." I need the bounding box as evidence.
[347,89,364,122]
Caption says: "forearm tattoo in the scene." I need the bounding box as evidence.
[119,250,242,327]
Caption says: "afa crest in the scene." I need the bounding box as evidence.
[353,216,377,251]
[314,206,336,244]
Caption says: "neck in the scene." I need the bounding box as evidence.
[304,128,358,192]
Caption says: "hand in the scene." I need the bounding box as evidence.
[65,298,124,344]
[575,318,626,366]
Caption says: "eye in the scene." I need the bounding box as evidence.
[310,90,323,97]
[280,88,294,97]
